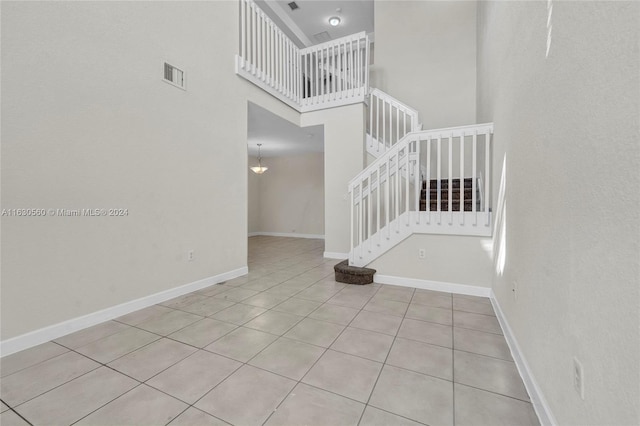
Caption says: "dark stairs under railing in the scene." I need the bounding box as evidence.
[420,178,481,212]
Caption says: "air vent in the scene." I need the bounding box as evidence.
[313,31,332,43]
[163,62,186,90]
[288,2,299,11]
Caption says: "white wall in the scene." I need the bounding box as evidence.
[301,104,365,255]
[477,2,639,424]
[370,234,493,288]
[249,152,324,236]
[372,0,477,129]
[0,1,299,341]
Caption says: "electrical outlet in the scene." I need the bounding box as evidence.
[187,250,195,262]
[418,249,426,259]
[573,357,585,400]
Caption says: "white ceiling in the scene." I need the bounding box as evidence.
[247,102,324,157]
[257,0,374,47]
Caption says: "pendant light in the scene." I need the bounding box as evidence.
[250,143,268,174]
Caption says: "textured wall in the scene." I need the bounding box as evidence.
[373,0,477,129]
[477,2,640,424]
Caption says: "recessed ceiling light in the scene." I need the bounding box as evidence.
[328,16,341,27]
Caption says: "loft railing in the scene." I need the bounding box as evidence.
[349,123,494,267]
[236,0,369,113]
[366,88,421,157]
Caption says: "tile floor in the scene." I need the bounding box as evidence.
[0,236,539,426]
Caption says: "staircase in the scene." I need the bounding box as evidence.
[235,0,493,269]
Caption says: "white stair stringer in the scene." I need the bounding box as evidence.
[350,212,414,267]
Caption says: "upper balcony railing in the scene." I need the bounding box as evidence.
[236,0,369,113]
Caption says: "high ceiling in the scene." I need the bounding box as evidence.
[247,103,324,157]
[247,1,372,157]
[256,0,374,47]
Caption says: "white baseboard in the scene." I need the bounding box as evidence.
[490,290,556,426]
[0,266,248,357]
[323,251,349,260]
[374,274,491,297]
[248,232,324,239]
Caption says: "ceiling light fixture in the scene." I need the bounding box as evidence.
[250,143,268,174]
[328,16,341,27]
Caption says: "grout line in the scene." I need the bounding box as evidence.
[356,286,414,425]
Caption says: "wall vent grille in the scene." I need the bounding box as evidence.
[163,62,186,90]
[287,2,299,11]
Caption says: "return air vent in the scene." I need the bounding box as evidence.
[287,2,299,11]
[313,31,331,43]
[163,62,186,90]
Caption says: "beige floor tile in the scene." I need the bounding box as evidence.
[115,304,174,326]
[265,383,364,426]
[264,283,305,297]
[327,290,373,309]
[283,317,345,347]
[369,365,453,425]
[364,297,409,317]
[454,327,512,360]
[210,304,267,325]
[453,311,503,334]
[331,327,394,362]
[308,303,359,325]
[205,327,278,362]
[454,350,529,401]
[137,309,203,336]
[454,383,539,426]
[295,285,341,302]
[168,318,237,348]
[1,410,30,426]
[75,327,159,363]
[108,338,197,381]
[244,311,303,335]
[147,351,241,404]
[359,406,423,426]
[302,350,382,403]
[1,351,99,406]
[0,342,68,378]
[249,337,324,380]
[241,279,281,292]
[411,292,452,309]
[76,384,187,425]
[398,318,453,348]
[374,285,415,303]
[405,304,453,325]
[213,287,260,302]
[169,407,231,425]
[14,367,137,426]
[453,296,496,316]
[241,292,289,309]
[386,337,453,380]
[160,293,210,310]
[195,365,295,426]
[272,297,321,316]
[350,310,403,336]
[53,320,130,349]
[178,297,235,317]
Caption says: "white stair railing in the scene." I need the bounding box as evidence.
[366,88,421,157]
[349,123,494,267]
[300,33,369,110]
[236,0,369,113]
